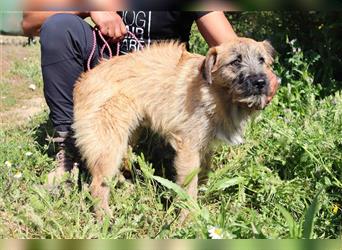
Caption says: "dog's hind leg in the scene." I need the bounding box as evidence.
[86,98,140,219]
[89,139,128,219]
[89,133,129,219]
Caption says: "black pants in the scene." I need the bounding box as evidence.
[40,13,113,132]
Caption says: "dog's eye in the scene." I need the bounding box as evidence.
[229,59,241,67]
[259,57,265,64]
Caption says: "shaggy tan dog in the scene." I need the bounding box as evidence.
[73,38,276,218]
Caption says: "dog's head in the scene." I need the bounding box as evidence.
[203,38,275,110]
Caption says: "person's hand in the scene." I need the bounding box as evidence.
[266,67,280,104]
[90,11,127,41]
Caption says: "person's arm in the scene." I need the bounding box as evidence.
[22,11,126,40]
[22,11,86,36]
[22,0,126,39]
[195,11,237,47]
[196,11,279,103]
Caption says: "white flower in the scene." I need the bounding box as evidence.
[28,84,36,91]
[289,39,296,46]
[25,152,33,157]
[14,172,22,179]
[208,226,223,239]
[5,161,12,167]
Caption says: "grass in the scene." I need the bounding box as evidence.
[0,33,341,239]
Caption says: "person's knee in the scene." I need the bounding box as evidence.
[40,13,85,45]
[40,13,90,65]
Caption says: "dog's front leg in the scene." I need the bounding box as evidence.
[174,142,200,223]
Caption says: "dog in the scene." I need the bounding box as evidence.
[73,37,276,219]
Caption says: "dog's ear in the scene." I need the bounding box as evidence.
[202,47,218,84]
[262,40,276,64]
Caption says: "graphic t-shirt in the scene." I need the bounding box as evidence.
[118,11,209,54]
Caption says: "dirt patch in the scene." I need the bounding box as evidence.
[1,43,39,73]
[0,35,30,45]
[0,97,46,128]
[1,39,44,128]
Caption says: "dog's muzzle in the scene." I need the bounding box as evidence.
[243,74,269,96]
[233,73,270,110]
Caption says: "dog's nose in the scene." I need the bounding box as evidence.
[254,78,266,89]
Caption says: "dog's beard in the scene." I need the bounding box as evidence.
[236,94,268,110]
[226,71,270,110]
[229,85,268,110]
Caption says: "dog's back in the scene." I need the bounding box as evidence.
[74,41,196,100]
[74,42,200,116]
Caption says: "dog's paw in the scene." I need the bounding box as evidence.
[95,205,113,222]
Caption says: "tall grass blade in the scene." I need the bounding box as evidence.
[276,204,299,238]
[151,175,205,219]
[151,175,190,201]
[209,177,244,192]
[302,189,323,239]
[183,168,201,188]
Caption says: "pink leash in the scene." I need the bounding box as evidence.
[87,28,144,71]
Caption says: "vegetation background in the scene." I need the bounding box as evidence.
[0,11,341,239]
